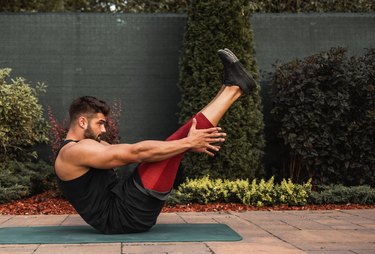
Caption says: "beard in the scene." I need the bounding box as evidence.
[84,125,101,142]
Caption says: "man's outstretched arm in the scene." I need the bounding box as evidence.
[60,119,226,170]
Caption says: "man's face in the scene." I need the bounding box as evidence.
[83,113,107,141]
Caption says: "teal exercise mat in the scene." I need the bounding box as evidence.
[0,224,242,244]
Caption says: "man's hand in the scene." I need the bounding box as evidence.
[187,118,226,156]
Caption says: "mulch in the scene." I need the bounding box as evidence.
[1,191,374,215]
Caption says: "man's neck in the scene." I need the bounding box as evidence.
[65,128,83,141]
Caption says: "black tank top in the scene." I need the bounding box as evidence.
[56,140,119,231]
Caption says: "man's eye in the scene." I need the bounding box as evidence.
[100,121,108,127]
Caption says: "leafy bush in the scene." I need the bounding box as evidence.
[276,178,312,206]
[0,68,49,160]
[345,49,375,184]
[0,68,56,203]
[178,0,265,179]
[168,176,375,206]
[100,98,122,144]
[241,177,312,206]
[47,106,69,160]
[0,160,55,204]
[169,175,312,206]
[271,48,375,186]
[309,185,375,205]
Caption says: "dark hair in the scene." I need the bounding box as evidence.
[69,96,110,123]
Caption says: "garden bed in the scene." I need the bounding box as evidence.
[0,191,374,215]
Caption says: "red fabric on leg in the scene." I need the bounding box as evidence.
[137,112,214,192]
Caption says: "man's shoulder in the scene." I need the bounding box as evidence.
[59,139,102,156]
[71,139,106,147]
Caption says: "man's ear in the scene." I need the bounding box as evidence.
[78,116,87,129]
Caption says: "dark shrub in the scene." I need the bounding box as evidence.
[271,48,375,186]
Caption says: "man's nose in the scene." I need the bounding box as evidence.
[101,125,106,133]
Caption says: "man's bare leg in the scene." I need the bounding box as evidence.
[137,49,254,193]
[199,85,226,114]
[200,85,242,126]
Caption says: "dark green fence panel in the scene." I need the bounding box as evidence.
[251,13,375,74]
[1,13,374,168]
[0,13,186,143]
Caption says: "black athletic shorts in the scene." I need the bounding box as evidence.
[100,166,169,234]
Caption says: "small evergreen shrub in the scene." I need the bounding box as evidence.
[309,185,375,205]
[0,160,55,204]
[168,176,375,206]
[276,178,312,206]
[169,176,312,206]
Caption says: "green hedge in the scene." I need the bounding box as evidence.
[309,185,375,205]
[1,0,374,13]
[168,176,312,206]
[270,48,375,186]
[177,0,265,179]
[0,160,55,204]
[167,176,375,206]
[250,0,375,13]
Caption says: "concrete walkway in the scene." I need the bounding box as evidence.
[0,209,374,253]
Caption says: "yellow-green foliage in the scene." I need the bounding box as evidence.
[277,178,312,206]
[173,176,312,206]
[0,68,48,159]
[242,178,276,206]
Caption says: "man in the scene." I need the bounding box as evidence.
[54,49,256,234]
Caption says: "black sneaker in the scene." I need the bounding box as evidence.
[217,48,256,94]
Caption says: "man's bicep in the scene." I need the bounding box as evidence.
[76,142,138,169]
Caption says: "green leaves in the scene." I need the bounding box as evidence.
[271,48,375,186]
[309,184,375,205]
[0,68,49,160]
[169,175,312,206]
[169,176,375,206]
[0,160,54,204]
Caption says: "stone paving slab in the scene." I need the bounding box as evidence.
[0,209,374,253]
[60,215,87,226]
[0,215,13,225]
[155,213,185,224]
[122,243,211,254]
[35,243,121,254]
[28,215,68,226]
[0,216,40,227]
[208,242,306,254]
[305,251,355,254]
[0,244,39,254]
